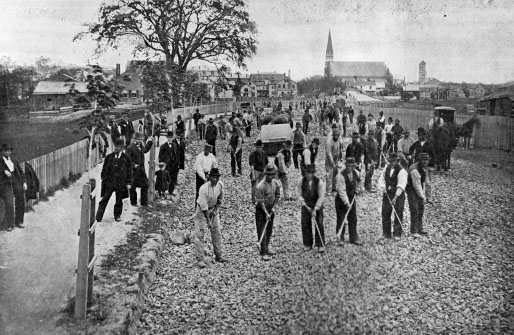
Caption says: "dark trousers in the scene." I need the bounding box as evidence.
[364,163,374,191]
[302,122,309,134]
[0,186,15,228]
[343,123,347,137]
[382,192,405,237]
[231,150,242,175]
[407,189,425,233]
[245,125,251,137]
[301,206,325,247]
[195,173,206,206]
[292,144,304,169]
[13,184,25,225]
[207,140,216,156]
[335,195,357,242]
[349,113,354,124]
[130,185,148,206]
[167,165,179,194]
[256,205,274,254]
[96,187,124,220]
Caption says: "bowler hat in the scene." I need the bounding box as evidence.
[388,152,399,160]
[204,143,213,150]
[417,127,427,135]
[1,143,13,151]
[295,121,301,127]
[208,118,213,123]
[255,139,263,146]
[167,131,174,137]
[158,162,165,167]
[368,113,373,117]
[114,139,125,146]
[395,119,400,123]
[345,157,356,166]
[304,164,316,173]
[402,128,410,135]
[352,132,360,138]
[284,140,292,147]
[209,168,221,177]
[264,165,276,175]
[418,153,431,161]
[312,138,320,145]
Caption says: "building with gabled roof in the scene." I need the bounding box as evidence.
[32,81,88,111]
[324,31,393,84]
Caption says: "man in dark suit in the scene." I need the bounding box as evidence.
[0,143,26,231]
[119,112,135,145]
[125,132,154,206]
[158,131,180,196]
[174,129,186,171]
[108,115,121,143]
[96,139,132,222]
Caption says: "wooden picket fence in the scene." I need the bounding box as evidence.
[359,106,514,151]
[22,103,234,208]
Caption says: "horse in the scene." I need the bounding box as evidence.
[431,124,458,171]
[456,115,479,149]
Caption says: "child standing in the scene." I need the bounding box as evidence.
[155,162,171,198]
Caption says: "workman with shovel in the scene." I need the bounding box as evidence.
[378,152,408,241]
[406,152,432,237]
[194,168,228,268]
[334,157,363,246]
[297,164,327,253]
[255,165,281,261]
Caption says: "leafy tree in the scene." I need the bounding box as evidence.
[0,58,37,106]
[71,65,119,110]
[76,0,258,106]
[298,75,344,96]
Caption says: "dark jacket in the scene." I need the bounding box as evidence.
[24,162,40,200]
[159,142,179,169]
[409,140,434,163]
[0,156,25,190]
[173,138,186,169]
[175,120,185,134]
[125,141,153,188]
[249,149,268,172]
[119,119,135,138]
[346,141,365,163]
[155,170,171,192]
[205,124,218,142]
[101,151,132,198]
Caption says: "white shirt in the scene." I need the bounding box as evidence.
[378,165,408,196]
[3,156,14,172]
[195,153,217,180]
[384,123,394,134]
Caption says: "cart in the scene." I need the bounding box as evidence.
[260,124,292,156]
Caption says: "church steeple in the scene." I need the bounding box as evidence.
[326,30,334,62]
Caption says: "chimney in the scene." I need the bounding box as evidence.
[116,64,121,77]
[288,70,291,79]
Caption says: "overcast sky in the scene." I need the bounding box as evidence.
[1,0,513,83]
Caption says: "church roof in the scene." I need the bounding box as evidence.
[326,31,334,59]
[326,61,390,78]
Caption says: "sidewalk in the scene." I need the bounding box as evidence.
[0,163,137,335]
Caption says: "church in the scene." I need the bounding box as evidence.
[324,31,393,91]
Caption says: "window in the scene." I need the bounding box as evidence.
[131,91,138,98]
[122,90,128,98]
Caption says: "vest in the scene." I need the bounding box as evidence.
[341,169,359,199]
[406,163,426,192]
[274,148,291,169]
[293,130,304,144]
[229,134,240,151]
[358,122,366,135]
[385,165,403,196]
[301,176,320,207]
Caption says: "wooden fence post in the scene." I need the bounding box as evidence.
[75,183,91,319]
